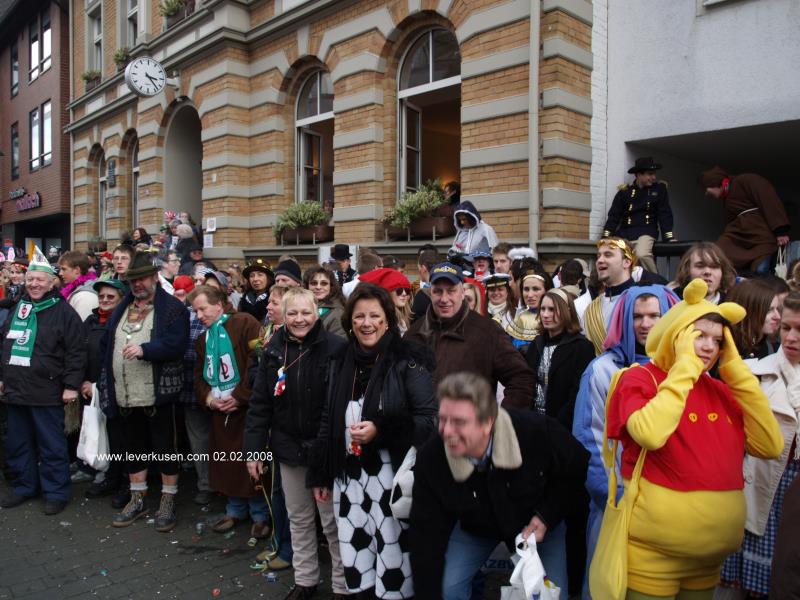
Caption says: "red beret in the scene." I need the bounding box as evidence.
[173,275,195,293]
[359,268,410,293]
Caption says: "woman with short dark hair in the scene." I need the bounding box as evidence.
[311,283,437,599]
[303,265,346,338]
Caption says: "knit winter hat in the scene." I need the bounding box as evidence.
[273,260,302,284]
[359,267,410,293]
[176,224,194,239]
[645,278,745,371]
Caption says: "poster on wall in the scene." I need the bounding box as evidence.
[204,234,214,248]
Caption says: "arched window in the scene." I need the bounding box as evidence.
[129,139,139,228]
[295,70,334,211]
[398,29,461,194]
[98,154,107,239]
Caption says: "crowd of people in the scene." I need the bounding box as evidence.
[1,162,800,600]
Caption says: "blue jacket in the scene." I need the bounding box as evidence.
[98,285,189,417]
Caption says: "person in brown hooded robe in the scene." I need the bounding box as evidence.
[701,166,790,273]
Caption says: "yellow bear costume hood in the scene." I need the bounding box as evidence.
[645,278,745,371]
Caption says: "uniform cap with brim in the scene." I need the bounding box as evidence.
[93,279,129,295]
[430,262,463,284]
[481,273,512,289]
[124,252,159,281]
[645,278,745,371]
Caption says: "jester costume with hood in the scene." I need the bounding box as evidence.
[604,279,783,596]
[572,284,678,573]
[450,201,499,255]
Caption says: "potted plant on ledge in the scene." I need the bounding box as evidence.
[159,0,195,28]
[113,47,131,72]
[275,201,334,245]
[382,179,456,241]
[82,70,101,92]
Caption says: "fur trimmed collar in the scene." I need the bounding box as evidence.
[445,408,522,482]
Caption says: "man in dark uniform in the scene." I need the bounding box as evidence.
[603,156,675,274]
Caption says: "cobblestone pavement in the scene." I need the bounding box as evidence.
[0,473,330,600]
[0,473,511,600]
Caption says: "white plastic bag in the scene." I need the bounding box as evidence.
[775,245,788,279]
[500,534,560,600]
[76,384,109,471]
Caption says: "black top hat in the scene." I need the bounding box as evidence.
[628,156,663,174]
[124,252,159,281]
[331,244,352,261]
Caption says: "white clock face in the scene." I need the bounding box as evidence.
[125,57,167,97]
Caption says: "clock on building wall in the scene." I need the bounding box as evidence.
[124,57,167,97]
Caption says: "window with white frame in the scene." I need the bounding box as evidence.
[42,101,52,166]
[89,5,103,72]
[29,107,40,171]
[98,155,108,238]
[28,101,51,171]
[126,0,138,47]
[29,20,39,80]
[11,43,19,96]
[398,29,461,194]
[130,139,140,227]
[295,71,334,211]
[28,8,51,82]
[11,123,20,179]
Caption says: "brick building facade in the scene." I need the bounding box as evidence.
[67,0,596,267]
[0,0,71,252]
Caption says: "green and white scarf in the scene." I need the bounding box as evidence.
[7,296,60,367]
[204,313,240,393]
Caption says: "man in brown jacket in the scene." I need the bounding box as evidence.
[405,262,535,409]
[702,166,790,274]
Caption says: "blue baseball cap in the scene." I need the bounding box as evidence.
[430,262,464,285]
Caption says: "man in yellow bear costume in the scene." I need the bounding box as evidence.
[605,278,783,599]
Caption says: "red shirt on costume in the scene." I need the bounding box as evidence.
[607,362,745,492]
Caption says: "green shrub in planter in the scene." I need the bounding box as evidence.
[383,179,446,229]
[81,70,101,82]
[158,0,186,17]
[275,201,331,237]
[113,47,131,66]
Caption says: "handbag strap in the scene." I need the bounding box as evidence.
[603,364,658,509]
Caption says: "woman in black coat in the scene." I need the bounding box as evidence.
[311,283,437,600]
[78,279,128,500]
[525,289,595,430]
[243,287,349,598]
[525,288,594,598]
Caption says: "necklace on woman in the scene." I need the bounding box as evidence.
[348,356,380,457]
[273,341,309,397]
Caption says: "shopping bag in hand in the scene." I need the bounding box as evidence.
[499,533,560,600]
[76,384,110,471]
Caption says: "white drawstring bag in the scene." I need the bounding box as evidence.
[76,384,110,471]
[500,534,560,600]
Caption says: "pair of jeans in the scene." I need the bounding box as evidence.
[226,494,268,523]
[442,521,568,600]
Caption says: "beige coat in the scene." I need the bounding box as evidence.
[743,351,798,535]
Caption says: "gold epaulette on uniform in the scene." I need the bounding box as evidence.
[658,180,669,188]
[617,183,629,191]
